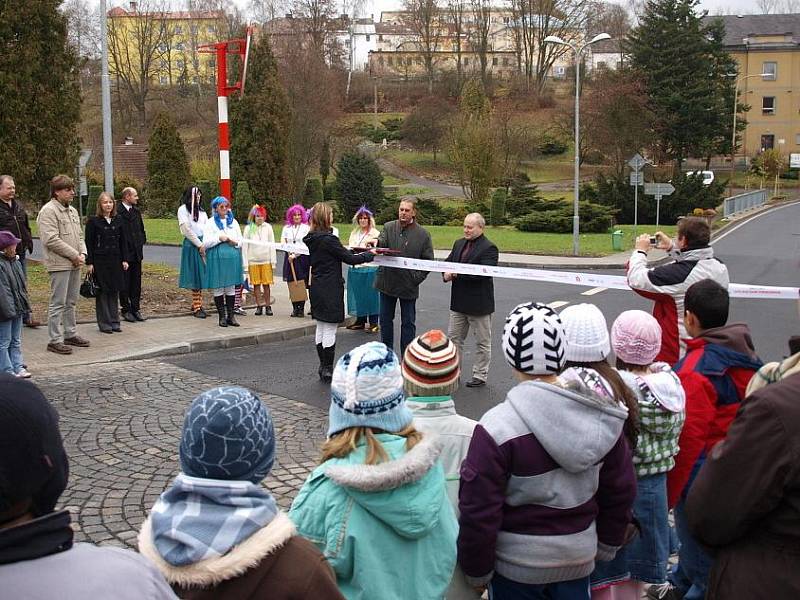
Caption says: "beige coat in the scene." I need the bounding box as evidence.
[37,199,87,272]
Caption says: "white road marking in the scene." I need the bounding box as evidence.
[581,287,607,296]
[547,301,569,309]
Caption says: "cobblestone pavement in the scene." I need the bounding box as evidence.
[36,361,328,549]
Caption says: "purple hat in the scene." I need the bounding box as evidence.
[0,230,21,250]
[611,310,662,365]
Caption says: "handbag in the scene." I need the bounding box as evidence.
[79,273,101,299]
[287,258,308,302]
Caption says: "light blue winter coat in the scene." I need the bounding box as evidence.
[289,432,458,600]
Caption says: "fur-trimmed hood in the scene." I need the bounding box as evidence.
[322,433,446,540]
[138,510,296,588]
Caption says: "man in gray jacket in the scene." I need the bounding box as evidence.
[0,375,177,599]
[375,197,434,357]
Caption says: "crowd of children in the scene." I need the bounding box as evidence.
[4,274,797,599]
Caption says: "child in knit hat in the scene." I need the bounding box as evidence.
[402,329,480,600]
[139,386,344,600]
[458,302,636,600]
[290,341,458,600]
[591,310,686,600]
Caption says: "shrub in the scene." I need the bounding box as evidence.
[232,181,254,223]
[537,132,568,155]
[197,180,218,205]
[414,198,448,225]
[147,112,191,217]
[514,202,616,233]
[507,181,561,218]
[490,188,508,225]
[334,152,384,219]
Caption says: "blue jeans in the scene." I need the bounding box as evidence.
[489,573,590,600]
[668,462,712,600]
[379,292,417,357]
[0,316,24,374]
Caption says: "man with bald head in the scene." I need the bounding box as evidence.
[442,213,498,387]
[117,187,147,322]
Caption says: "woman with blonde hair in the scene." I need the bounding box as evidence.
[346,206,381,333]
[304,202,375,382]
[290,341,458,599]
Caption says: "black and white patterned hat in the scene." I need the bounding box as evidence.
[502,302,568,375]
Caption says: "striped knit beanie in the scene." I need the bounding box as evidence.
[502,302,567,374]
[329,342,413,437]
[402,329,460,397]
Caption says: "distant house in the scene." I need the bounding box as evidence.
[588,38,624,71]
[92,137,149,184]
[704,13,800,159]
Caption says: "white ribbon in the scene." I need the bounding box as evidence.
[238,238,799,300]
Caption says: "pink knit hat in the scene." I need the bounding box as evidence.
[611,310,662,365]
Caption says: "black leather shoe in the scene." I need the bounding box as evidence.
[465,377,486,388]
[133,311,146,322]
[122,312,137,323]
[194,307,207,319]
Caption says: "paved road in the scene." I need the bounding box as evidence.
[168,203,800,421]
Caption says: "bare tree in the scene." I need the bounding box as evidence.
[292,0,336,56]
[445,0,467,88]
[510,0,589,92]
[469,0,491,87]
[107,0,172,128]
[756,0,779,12]
[62,0,101,59]
[248,0,287,22]
[402,0,442,94]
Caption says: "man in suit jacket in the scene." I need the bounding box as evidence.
[117,187,147,322]
[443,213,499,387]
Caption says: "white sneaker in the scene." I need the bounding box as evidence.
[15,368,32,379]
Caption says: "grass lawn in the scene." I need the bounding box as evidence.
[25,262,188,321]
[32,219,677,256]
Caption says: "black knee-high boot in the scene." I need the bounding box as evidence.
[321,344,335,383]
[225,295,240,327]
[214,295,227,327]
[316,343,324,380]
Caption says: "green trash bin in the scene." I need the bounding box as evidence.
[611,230,624,251]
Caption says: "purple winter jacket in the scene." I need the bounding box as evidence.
[457,379,636,586]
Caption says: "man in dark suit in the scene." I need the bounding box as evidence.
[117,187,146,322]
[442,212,499,388]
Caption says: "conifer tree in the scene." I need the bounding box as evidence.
[233,181,254,223]
[334,153,384,218]
[319,138,331,187]
[0,0,81,203]
[230,35,291,219]
[147,112,190,217]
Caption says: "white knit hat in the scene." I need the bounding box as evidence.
[560,303,610,363]
[502,302,567,374]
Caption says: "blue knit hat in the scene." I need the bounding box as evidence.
[328,342,412,437]
[180,386,275,483]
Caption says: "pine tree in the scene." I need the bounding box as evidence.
[147,113,191,217]
[0,0,81,203]
[230,35,292,220]
[233,181,254,223]
[319,138,330,187]
[302,178,324,204]
[626,0,737,176]
[334,153,384,219]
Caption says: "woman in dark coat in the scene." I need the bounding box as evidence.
[304,202,375,382]
[85,192,129,333]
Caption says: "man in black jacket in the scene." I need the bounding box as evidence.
[374,197,434,357]
[0,175,39,328]
[117,187,146,322]
[442,213,498,387]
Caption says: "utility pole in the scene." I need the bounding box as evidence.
[100,0,114,193]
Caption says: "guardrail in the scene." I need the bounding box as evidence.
[723,189,768,218]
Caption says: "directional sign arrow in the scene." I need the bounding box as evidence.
[644,182,675,196]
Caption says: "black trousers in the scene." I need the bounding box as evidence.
[95,290,120,331]
[120,260,142,313]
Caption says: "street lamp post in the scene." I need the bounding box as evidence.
[728,72,771,196]
[544,33,611,256]
[100,0,114,194]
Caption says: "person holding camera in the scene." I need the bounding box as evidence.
[627,217,729,364]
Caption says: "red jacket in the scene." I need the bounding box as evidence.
[667,324,762,508]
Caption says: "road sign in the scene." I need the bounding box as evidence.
[628,153,647,171]
[644,182,675,197]
[630,172,643,186]
[791,153,800,169]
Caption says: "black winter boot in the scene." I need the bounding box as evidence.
[225,295,240,327]
[321,344,336,383]
[316,343,324,380]
[214,296,227,327]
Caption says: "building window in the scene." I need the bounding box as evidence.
[761,134,774,150]
[378,34,383,41]
[597,60,607,69]
[492,57,498,66]
[502,57,509,66]
[387,56,393,65]
[366,34,370,41]
[406,57,412,66]
[464,57,469,66]
[159,75,168,85]
[762,61,777,80]
[796,133,800,145]
[174,25,183,35]
[176,41,185,51]
[554,65,566,77]
[762,96,775,115]
[177,59,185,70]
[378,56,384,65]
[416,56,422,65]
[208,26,215,35]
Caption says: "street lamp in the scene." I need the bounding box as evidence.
[728,72,771,195]
[544,33,611,255]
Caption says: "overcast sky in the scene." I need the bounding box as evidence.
[96,0,764,19]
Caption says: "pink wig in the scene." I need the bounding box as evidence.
[284,203,308,225]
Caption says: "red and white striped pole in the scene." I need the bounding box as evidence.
[215,43,232,200]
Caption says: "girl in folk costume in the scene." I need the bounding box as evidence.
[280,204,310,318]
[304,202,375,382]
[346,206,381,333]
[242,205,277,316]
[203,197,244,328]
[177,186,209,319]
